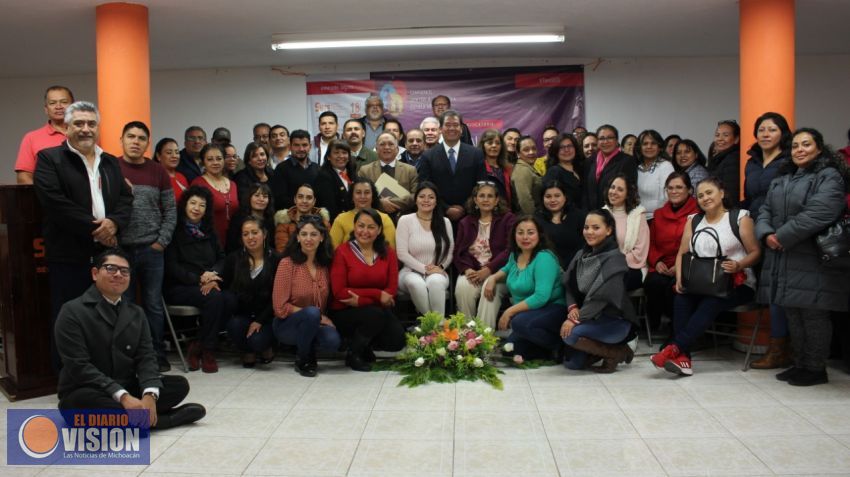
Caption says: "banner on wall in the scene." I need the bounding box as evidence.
[306,65,584,146]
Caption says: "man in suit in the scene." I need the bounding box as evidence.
[358,132,418,216]
[176,126,206,182]
[418,110,486,221]
[56,248,205,430]
[34,101,134,368]
[582,124,638,209]
[431,95,473,145]
[343,119,377,168]
[271,129,320,210]
[401,128,426,170]
[312,112,339,165]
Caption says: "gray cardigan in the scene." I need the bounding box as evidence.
[755,157,848,311]
[563,236,637,324]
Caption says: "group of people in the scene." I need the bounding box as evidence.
[15,85,850,429]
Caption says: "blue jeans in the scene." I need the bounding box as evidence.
[273,306,341,361]
[123,244,166,358]
[226,315,275,353]
[507,303,568,360]
[563,314,633,369]
[673,286,755,353]
[769,305,788,338]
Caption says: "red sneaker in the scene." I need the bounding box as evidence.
[664,353,694,376]
[650,344,680,369]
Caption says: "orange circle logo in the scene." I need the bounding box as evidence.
[18,415,59,458]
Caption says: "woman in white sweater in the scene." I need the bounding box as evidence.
[636,129,676,220]
[396,182,455,315]
[602,173,649,291]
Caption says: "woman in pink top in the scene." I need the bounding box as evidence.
[602,173,649,291]
[191,144,239,249]
[155,138,188,203]
[272,215,341,377]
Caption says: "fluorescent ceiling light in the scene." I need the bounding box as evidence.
[271,26,564,50]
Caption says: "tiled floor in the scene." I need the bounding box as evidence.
[3,345,850,476]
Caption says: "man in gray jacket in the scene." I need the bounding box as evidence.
[55,248,205,430]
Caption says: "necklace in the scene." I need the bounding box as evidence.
[416,213,432,221]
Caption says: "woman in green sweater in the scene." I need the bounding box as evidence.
[484,215,566,362]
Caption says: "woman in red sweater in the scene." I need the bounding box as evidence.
[644,171,699,332]
[330,208,405,371]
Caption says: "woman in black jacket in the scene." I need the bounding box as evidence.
[164,186,235,373]
[223,216,280,368]
[233,143,273,202]
[707,119,741,205]
[542,133,585,209]
[536,180,586,268]
[225,182,276,254]
[756,128,850,386]
[743,112,792,370]
[314,139,356,222]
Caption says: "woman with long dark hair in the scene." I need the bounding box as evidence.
[602,174,649,291]
[478,129,513,204]
[330,208,405,371]
[396,182,454,315]
[561,209,636,372]
[273,184,330,252]
[272,215,341,377]
[743,112,793,370]
[164,185,235,373]
[155,137,188,202]
[233,143,273,200]
[756,128,850,385]
[673,139,709,194]
[223,217,279,368]
[511,136,543,214]
[329,177,396,248]
[483,215,566,362]
[536,180,586,268]
[225,182,275,254]
[190,144,240,248]
[635,129,675,220]
[707,119,742,205]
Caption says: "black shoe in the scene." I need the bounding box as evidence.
[362,348,377,363]
[776,366,801,382]
[295,358,317,378]
[788,368,828,387]
[155,403,206,430]
[157,357,172,373]
[346,351,372,372]
[259,348,275,364]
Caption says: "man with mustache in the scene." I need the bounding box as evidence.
[34,101,134,368]
[15,85,74,184]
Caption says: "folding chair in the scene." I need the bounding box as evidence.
[628,288,653,347]
[703,301,767,371]
[161,298,201,373]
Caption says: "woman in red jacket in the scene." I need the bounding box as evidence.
[643,171,699,332]
[330,208,405,371]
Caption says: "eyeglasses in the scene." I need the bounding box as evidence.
[559,144,575,150]
[476,181,496,186]
[101,264,131,277]
[597,136,616,142]
[298,214,323,226]
[186,136,206,142]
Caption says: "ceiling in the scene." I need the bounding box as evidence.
[2,0,849,78]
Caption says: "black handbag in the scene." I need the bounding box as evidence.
[680,227,733,297]
[815,215,850,269]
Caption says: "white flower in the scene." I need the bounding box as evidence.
[436,347,447,357]
[483,327,493,334]
[466,320,477,328]
[472,357,484,368]
[503,342,514,353]
[414,357,425,367]
[414,327,422,333]
[456,354,463,360]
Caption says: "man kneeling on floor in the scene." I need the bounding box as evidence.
[56,247,205,430]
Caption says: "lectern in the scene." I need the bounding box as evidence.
[0,185,56,400]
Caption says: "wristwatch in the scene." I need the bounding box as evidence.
[143,392,159,401]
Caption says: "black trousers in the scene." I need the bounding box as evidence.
[164,285,235,350]
[331,306,406,352]
[644,271,676,330]
[58,375,189,413]
[48,261,94,370]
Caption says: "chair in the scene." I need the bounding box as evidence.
[161,298,201,373]
[703,301,767,371]
[628,288,653,347]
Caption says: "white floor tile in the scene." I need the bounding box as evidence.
[372,382,455,411]
[363,411,454,440]
[540,409,639,439]
[243,437,358,476]
[453,439,558,476]
[792,404,850,434]
[146,435,265,474]
[708,405,823,437]
[741,435,850,475]
[293,384,380,411]
[349,439,453,476]
[625,407,730,438]
[532,383,619,411]
[607,383,701,410]
[454,410,543,440]
[682,382,779,408]
[455,380,536,411]
[551,438,666,477]
[273,409,370,439]
[183,407,286,437]
[646,436,770,476]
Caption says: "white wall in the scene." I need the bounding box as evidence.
[2,55,848,185]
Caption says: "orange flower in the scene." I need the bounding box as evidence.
[441,322,459,341]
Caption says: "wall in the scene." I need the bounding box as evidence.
[2,55,848,184]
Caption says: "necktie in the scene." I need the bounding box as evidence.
[448,148,457,173]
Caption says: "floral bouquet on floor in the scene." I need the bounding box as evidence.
[390,311,503,389]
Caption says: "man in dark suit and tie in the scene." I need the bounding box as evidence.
[418,110,486,221]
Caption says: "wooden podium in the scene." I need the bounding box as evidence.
[0,185,56,400]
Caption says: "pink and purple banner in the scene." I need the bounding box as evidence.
[306,65,585,146]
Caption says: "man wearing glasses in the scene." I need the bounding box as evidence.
[55,248,206,430]
[177,126,207,182]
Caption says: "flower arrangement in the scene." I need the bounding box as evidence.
[390,311,503,389]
